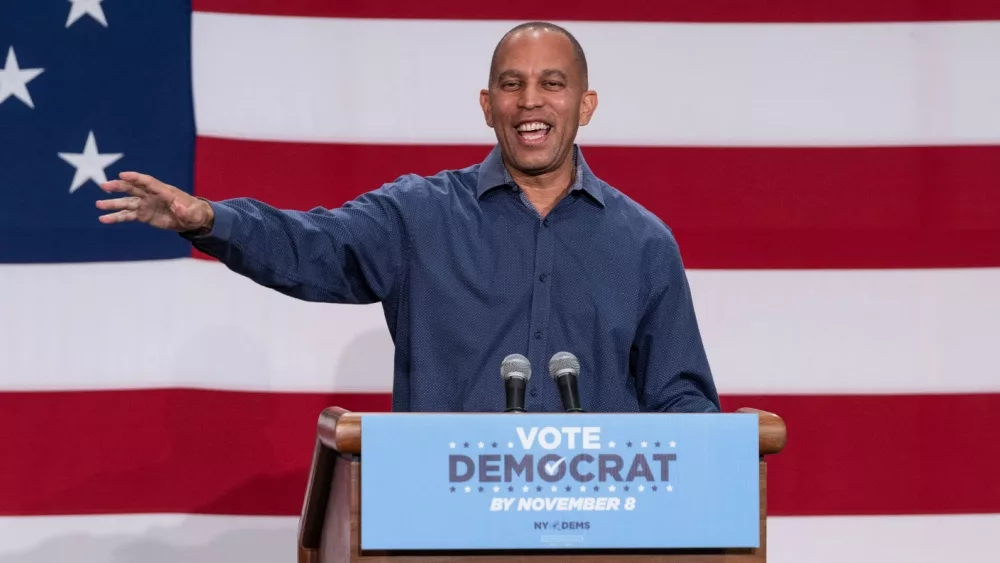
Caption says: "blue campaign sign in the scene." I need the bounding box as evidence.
[360,413,759,550]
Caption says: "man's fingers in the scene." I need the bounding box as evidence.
[97,209,138,224]
[95,196,140,212]
[99,179,147,197]
[118,171,162,194]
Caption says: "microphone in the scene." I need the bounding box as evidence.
[501,353,531,413]
[548,351,584,412]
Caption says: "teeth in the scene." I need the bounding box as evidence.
[517,122,550,132]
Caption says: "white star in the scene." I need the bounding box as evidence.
[57,131,123,193]
[66,0,108,28]
[0,47,44,109]
[550,485,557,492]
[464,486,471,493]
[608,441,616,448]
[477,441,484,449]
[522,485,529,492]
[666,485,674,492]
[669,441,676,448]
[640,441,648,448]
[609,485,616,492]
[579,485,586,492]
[493,486,500,493]
[638,485,645,492]
[449,441,456,449]
[507,441,514,448]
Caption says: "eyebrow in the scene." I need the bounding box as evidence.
[496,69,569,81]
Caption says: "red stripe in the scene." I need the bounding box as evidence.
[2,390,998,517]
[192,0,1000,23]
[723,393,1000,516]
[192,137,1000,269]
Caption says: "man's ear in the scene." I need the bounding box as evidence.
[480,89,494,128]
[578,90,598,126]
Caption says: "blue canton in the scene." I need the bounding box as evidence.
[187,145,720,413]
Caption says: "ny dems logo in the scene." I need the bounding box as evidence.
[447,425,677,513]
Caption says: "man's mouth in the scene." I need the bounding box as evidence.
[515,121,552,144]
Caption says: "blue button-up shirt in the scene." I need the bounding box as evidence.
[187,145,720,413]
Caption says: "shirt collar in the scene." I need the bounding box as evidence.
[475,144,606,207]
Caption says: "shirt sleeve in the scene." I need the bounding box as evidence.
[182,181,408,304]
[632,236,721,413]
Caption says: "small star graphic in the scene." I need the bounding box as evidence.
[666,485,674,492]
[493,486,500,493]
[579,485,586,492]
[638,485,645,492]
[508,486,514,492]
[593,485,600,492]
[464,486,471,493]
[449,486,456,493]
[565,485,572,492]
[608,441,616,448]
[491,442,498,448]
[507,441,514,448]
[477,441,485,449]
[624,485,630,492]
[652,485,658,492]
[536,485,542,492]
[669,441,676,448]
[654,441,661,447]
[640,440,648,448]
[478,486,484,492]
[463,442,469,448]
[609,485,616,492]
[522,485,530,492]
[551,485,558,492]
[626,441,633,448]
[66,0,109,28]
[449,441,456,449]
[57,131,124,193]
[0,47,45,109]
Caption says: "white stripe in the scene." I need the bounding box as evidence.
[0,514,293,563]
[191,14,1000,147]
[1,513,997,563]
[1,260,998,394]
[692,267,1000,394]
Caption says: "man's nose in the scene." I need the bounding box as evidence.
[518,84,543,108]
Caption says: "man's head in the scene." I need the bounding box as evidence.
[480,22,598,178]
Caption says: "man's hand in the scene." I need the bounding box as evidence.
[97,171,214,232]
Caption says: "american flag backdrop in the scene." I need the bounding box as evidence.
[2,1,999,561]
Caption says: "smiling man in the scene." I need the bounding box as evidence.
[95,22,721,414]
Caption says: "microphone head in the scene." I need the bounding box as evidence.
[501,353,531,382]
[548,351,580,379]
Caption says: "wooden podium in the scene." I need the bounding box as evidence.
[297,407,786,563]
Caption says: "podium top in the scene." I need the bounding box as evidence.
[315,407,786,456]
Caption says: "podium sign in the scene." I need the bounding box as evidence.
[360,413,759,551]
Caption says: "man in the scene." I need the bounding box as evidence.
[96,22,721,414]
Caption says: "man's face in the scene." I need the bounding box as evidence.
[480,29,597,177]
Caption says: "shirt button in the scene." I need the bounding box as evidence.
[538,274,547,282]
[530,389,538,397]
[542,219,549,227]
[534,331,542,339]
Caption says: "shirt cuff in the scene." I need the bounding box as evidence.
[180,200,235,242]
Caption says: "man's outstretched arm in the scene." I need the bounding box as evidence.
[97,171,407,304]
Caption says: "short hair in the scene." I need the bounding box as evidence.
[488,21,589,89]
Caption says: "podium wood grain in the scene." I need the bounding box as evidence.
[299,407,785,563]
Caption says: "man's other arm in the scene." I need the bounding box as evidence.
[631,237,721,413]
[98,171,408,304]
[184,186,407,304]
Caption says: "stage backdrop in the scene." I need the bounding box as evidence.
[1,1,999,562]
